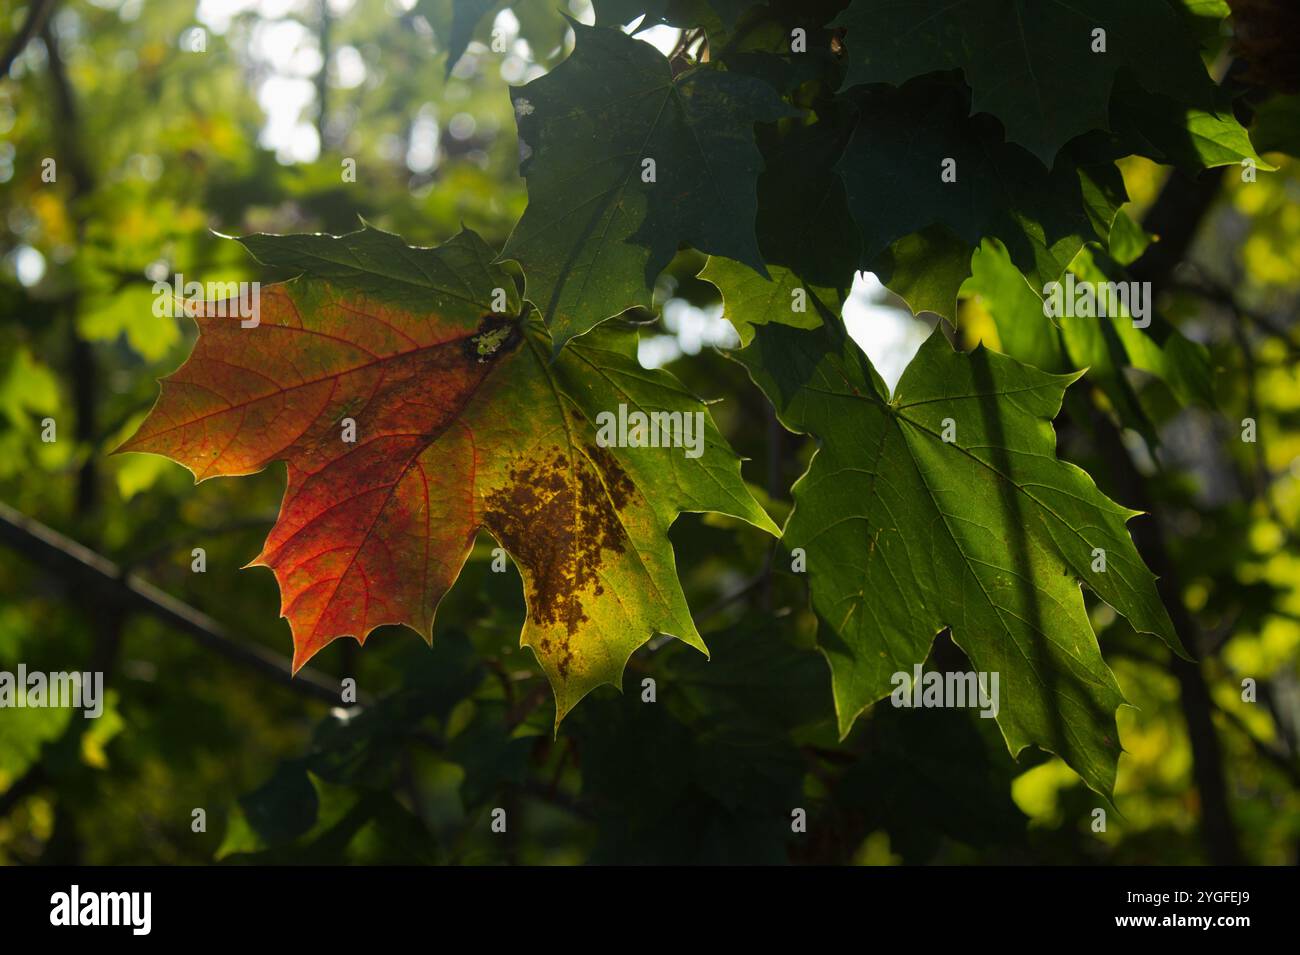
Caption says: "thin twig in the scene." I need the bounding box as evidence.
[1225,300,1291,534]
[118,515,278,572]
[0,0,57,80]
[0,500,345,706]
[1210,696,1300,788]
[1172,266,1299,355]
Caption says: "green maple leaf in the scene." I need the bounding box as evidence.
[832,0,1219,166]
[500,22,793,353]
[868,227,981,320]
[699,255,831,345]
[964,238,1216,432]
[118,226,777,723]
[698,118,859,344]
[734,320,1185,797]
[836,79,1126,319]
[1107,210,1152,267]
[963,239,1068,376]
[422,0,571,76]
[1108,80,1275,172]
[415,0,493,76]
[446,0,496,75]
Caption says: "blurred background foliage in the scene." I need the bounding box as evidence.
[0,0,1298,864]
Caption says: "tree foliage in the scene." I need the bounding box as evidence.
[2,0,1299,865]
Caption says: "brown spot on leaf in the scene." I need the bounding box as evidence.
[482,441,634,679]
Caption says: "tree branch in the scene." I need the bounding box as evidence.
[1084,159,1247,863]
[0,500,345,706]
[0,0,57,81]
[1211,695,1300,788]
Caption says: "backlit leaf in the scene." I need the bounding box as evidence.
[500,23,793,352]
[833,0,1219,166]
[735,321,1184,796]
[118,226,777,721]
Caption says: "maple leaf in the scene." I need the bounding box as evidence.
[442,0,496,77]
[1108,79,1274,173]
[836,77,1127,319]
[964,237,1215,446]
[500,21,793,353]
[832,0,1220,166]
[733,319,1185,798]
[117,227,778,721]
[422,0,572,76]
[698,116,859,345]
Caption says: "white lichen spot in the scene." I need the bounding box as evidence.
[514,97,535,117]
